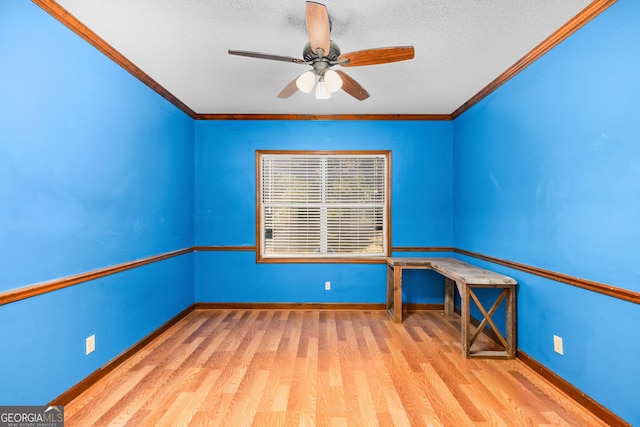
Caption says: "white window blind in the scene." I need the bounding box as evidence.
[259,152,388,259]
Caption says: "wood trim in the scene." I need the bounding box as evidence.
[254,149,393,156]
[4,244,637,305]
[48,304,195,406]
[195,302,444,311]
[404,303,444,312]
[32,0,197,119]
[0,248,192,306]
[194,302,386,311]
[193,245,256,251]
[454,248,640,305]
[3,245,637,306]
[255,150,392,264]
[451,0,617,118]
[255,149,263,263]
[386,151,393,260]
[392,246,455,253]
[517,350,631,427]
[256,257,387,264]
[195,114,453,121]
[34,1,615,121]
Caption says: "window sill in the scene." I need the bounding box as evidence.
[256,256,388,264]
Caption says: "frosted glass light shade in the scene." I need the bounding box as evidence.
[324,69,343,92]
[315,80,331,99]
[296,71,316,93]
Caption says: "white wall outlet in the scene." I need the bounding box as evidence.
[86,334,96,355]
[553,335,563,355]
[325,281,331,290]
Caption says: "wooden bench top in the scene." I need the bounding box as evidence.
[385,257,517,359]
[386,257,516,286]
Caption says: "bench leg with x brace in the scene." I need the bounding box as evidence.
[448,279,517,359]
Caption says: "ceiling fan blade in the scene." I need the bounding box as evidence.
[277,77,300,99]
[228,49,307,64]
[338,46,415,67]
[306,2,330,56]
[335,70,369,101]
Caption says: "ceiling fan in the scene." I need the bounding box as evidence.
[228,1,415,101]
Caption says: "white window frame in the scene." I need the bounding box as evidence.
[256,150,391,263]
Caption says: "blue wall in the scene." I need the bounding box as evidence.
[0,2,194,404]
[453,0,640,423]
[2,0,638,424]
[194,121,453,303]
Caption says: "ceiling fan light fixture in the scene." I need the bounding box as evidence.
[315,79,331,99]
[296,70,316,93]
[324,69,343,92]
[228,2,414,102]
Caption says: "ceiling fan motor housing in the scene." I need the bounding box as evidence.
[303,41,341,62]
[228,2,413,101]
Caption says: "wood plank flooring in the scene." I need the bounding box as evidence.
[63,309,607,426]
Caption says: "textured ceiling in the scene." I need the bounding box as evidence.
[52,0,593,115]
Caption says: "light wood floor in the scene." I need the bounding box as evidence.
[64,309,607,426]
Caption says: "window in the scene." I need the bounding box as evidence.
[257,150,391,262]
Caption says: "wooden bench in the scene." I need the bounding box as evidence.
[386,257,517,359]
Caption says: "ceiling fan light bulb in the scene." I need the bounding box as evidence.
[324,69,343,92]
[296,71,316,93]
[315,80,331,99]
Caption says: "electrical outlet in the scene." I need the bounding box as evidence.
[325,281,331,290]
[553,335,563,355]
[86,335,95,355]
